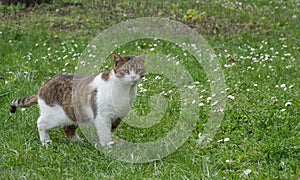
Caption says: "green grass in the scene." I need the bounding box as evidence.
[0,0,299,179]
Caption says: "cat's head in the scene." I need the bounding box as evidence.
[113,52,146,85]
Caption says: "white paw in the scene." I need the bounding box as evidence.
[94,141,115,148]
[41,139,52,146]
[106,141,115,147]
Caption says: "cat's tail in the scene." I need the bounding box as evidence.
[10,94,38,114]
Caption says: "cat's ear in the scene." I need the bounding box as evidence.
[113,53,122,65]
[138,52,147,62]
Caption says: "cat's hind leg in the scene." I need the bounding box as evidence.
[37,115,53,146]
[37,99,75,146]
[112,118,122,132]
[63,124,81,142]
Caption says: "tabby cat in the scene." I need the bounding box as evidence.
[10,53,146,146]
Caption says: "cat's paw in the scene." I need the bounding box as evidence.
[106,141,115,148]
[70,134,81,142]
[41,139,52,147]
[102,141,115,150]
[94,141,115,149]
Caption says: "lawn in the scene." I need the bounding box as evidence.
[0,0,299,179]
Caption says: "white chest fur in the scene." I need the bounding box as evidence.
[92,72,137,121]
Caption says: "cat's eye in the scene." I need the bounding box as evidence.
[122,69,130,74]
[136,69,144,74]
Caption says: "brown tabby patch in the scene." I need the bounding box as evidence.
[101,71,111,81]
[63,124,78,138]
[38,74,97,122]
[112,118,122,132]
[90,89,98,119]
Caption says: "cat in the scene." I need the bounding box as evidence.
[10,53,146,146]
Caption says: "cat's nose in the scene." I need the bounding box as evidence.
[131,75,137,80]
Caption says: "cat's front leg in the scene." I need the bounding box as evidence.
[94,116,113,146]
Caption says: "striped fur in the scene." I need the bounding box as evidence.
[10,94,37,114]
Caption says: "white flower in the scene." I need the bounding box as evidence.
[243,169,252,175]
[150,48,155,51]
[138,84,143,88]
[253,83,258,87]
[140,88,147,93]
[206,138,213,142]
[285,102,292,106]
[160,91,168,96]
[226,159,233,163]
[155,75,161,80]
[224,64,232,68]
[198,102,204,107]
[192,100,197,104]
[271,96,278,102]
[142,77,148,81]
[224,138,230,142]
[280,161,285,167]
[214,108,224,113]
[198,133,202,139]
[280,84,286,88]
[187,85,195,89]
[227,95,235,100]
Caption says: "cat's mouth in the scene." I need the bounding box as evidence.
[130,79,139,85]
[131,80,138,85]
